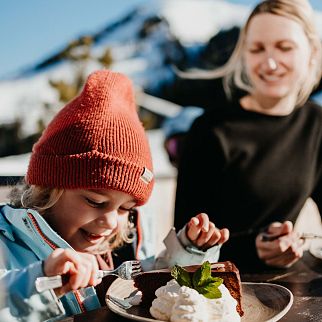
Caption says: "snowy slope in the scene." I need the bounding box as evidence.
[1,0,322,176]
[0,0,251,137]
[1,0,322,136]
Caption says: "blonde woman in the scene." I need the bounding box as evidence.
[175,0,322,271]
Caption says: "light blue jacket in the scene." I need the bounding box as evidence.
[0,204,221,321]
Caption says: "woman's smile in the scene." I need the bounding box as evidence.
[259,73,284,83]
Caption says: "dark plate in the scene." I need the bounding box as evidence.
[106,279,293,322]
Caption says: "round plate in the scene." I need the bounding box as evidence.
[106,279,293,322]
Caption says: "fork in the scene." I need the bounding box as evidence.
[261,232,322,242]
[301,233,322,239]
[35,260,142,293]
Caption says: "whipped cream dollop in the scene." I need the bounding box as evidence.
[149,279,240,322]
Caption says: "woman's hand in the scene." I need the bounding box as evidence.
[256,221,305,268]
[43,248,102,297]
[186,213,229,250]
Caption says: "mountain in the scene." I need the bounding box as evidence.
[0,0,251,157]
[0,0,322,159]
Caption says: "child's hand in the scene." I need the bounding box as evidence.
[186,213,229,250]
[43,248,102,297]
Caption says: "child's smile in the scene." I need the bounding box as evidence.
[80,229,107,244]
[43,189,136,253]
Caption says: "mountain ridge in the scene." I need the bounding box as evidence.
[0,0,321,158]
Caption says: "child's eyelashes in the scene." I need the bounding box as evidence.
[118,206,134,214]
[84,197,133,213]
[85,198,105,208]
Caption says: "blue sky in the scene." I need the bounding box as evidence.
[0,0,152,78]
[1,0,321,79]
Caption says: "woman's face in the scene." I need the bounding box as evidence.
[244,13,312,104]
[43,189,136,253]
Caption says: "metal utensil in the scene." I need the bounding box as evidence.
[35,260,142,293]
[301,233,322,239]
[261,232,322,242]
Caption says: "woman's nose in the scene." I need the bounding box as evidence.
[96,210,118,230]
[265,57,278,71]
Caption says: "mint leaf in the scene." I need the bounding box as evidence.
[172,262,223,299]
[192,261,212,288]
[198,282,223,299]
[206,277,223,288]
[171,265,192,288]
[192,261,223,299]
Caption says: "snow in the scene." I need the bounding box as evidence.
[0,153,30,176]
[0,129,175,177]
[0,0,251,135]
[1,0,322,176]
[0,75,58,135]
[161,0,249,44]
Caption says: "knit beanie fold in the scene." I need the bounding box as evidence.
[26,70,154,205]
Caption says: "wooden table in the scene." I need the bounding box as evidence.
[61,252,322,322]
[242,252,322,321]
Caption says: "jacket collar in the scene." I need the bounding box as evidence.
[0,204,71,259]
[0,204,15,241]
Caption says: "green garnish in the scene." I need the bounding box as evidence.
[171,264,192,288]
[171,261,223,299]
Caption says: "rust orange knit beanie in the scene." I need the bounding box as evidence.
[26,70,154,205]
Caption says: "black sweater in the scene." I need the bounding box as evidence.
[174,100,322,271]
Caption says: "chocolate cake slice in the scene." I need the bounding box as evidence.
[134,261,243,317]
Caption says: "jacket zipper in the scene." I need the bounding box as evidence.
[27,212,86,313]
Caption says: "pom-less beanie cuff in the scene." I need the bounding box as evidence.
[26,70,154,205]
[27,152,152,205]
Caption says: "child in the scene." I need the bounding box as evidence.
[0,70,229,321]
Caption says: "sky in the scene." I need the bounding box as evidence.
[1,0,322,79]
[0,0,152,78]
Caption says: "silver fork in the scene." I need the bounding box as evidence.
[301,233,322,239]
[262,232,322,242]
[35,260,142,293]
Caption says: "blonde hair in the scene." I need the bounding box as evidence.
[9,182,135,252]
[178,0,322,106]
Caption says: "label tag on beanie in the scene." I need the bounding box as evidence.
[141,167,153,184]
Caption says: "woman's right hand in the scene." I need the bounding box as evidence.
[255,221,305,268]
[43,248,102,297]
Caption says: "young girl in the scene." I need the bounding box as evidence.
[0,70,229,321]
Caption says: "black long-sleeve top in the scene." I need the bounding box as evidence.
[174,99,322,271]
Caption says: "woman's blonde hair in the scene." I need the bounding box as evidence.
[9,182,135,253]
[178,0,322,106]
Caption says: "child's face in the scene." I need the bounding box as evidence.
[44,189,136,253]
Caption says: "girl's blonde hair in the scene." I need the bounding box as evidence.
[9,182,135,253]
[178,0,322,106]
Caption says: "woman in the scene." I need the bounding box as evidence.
[174,0,322,271]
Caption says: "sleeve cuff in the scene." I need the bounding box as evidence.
[162,228,221,267]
